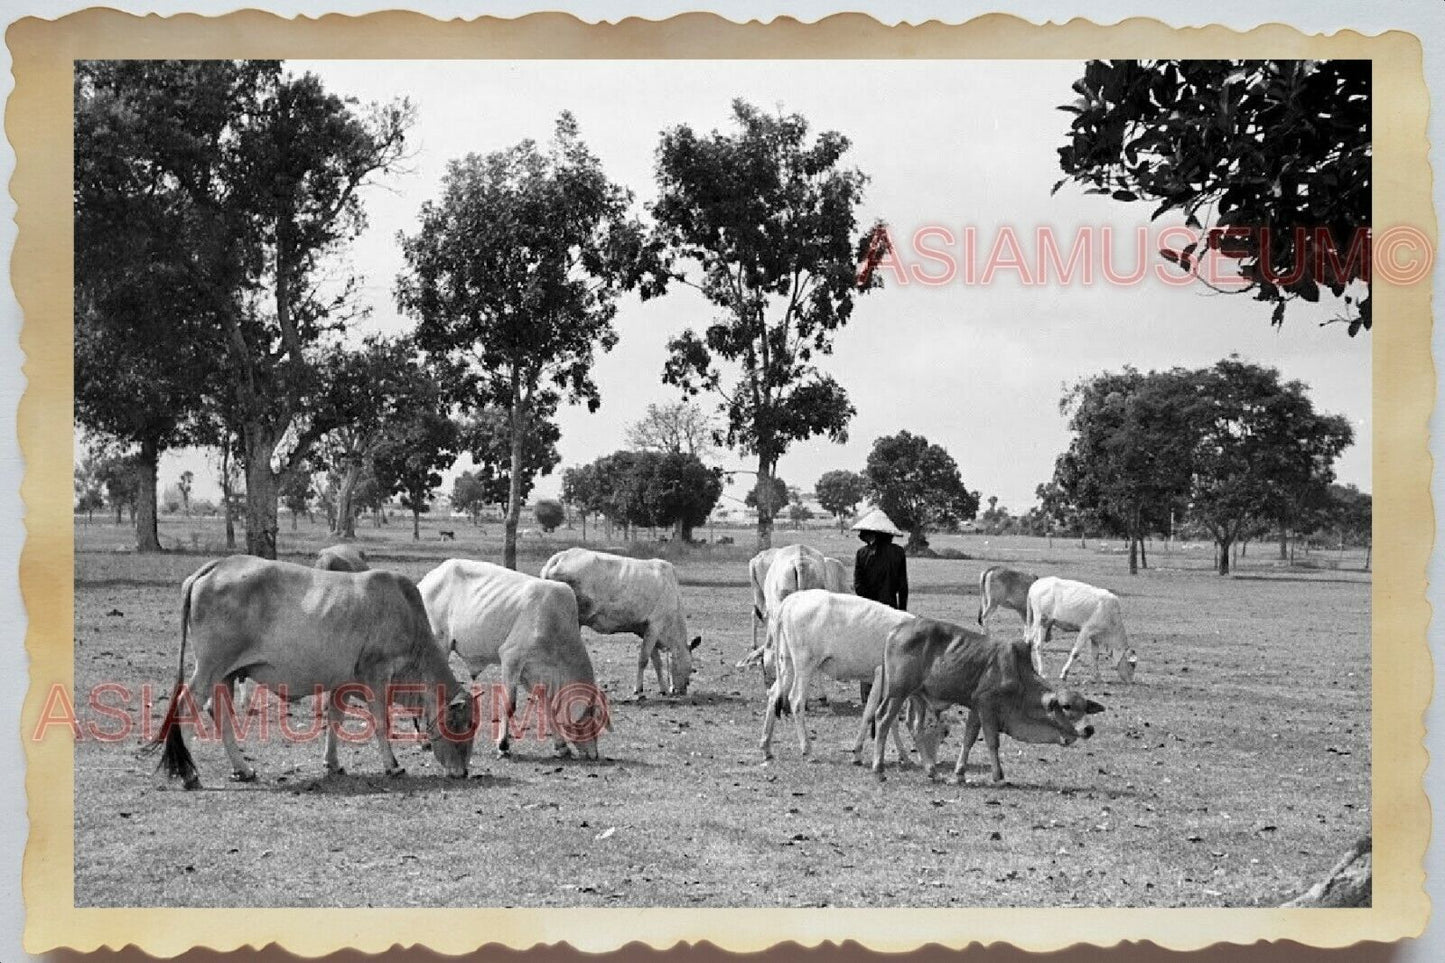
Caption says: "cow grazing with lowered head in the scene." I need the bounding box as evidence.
[153,556,475,789]
[1026,576,1137,682]
[867,617,1105,783]
[419,559,607,760]
[977,565,1036,625]
[315,544,369,572]
[541,547,700,698]
[757,589,917,761]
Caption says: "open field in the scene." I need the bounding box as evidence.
[72,515,1370,907]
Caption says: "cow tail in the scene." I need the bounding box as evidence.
[152,562,213,787]
[977,567,993,625]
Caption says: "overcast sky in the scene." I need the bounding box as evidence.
[154,58,1371,512]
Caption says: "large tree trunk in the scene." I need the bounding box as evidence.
[334,462,361,539]
[242,428,279,560]
[1364,541,1371,572]
[1140,537,1148,569]
[1128,534,1138,575]
[755,456,777,552]
[412,507,421,541]
[1279,523,1289,560]
[503,383,527,570]
[581,513,587,542]
[1217,536,1233,575]
[135,437,163,553]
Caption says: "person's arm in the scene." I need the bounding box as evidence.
[853,548,866,595]
[896,550,909,611]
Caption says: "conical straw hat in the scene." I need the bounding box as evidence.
[851,509,904,536]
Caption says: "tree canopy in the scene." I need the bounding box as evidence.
[1056,60,1371,334]
[654,99,886,550]
[863,431,980,553]
[398,113,655,568]
[815,469,866,529]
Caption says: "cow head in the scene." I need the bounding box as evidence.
[666,637,698,696]
[1115,648,1139,683]
[554,683,609,760]
[998,687,1104,747]
[429,689,477,778]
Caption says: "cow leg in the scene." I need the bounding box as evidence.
[759,675,787,761]
[789,664,812,757]
[496,676,522,758]
[633,639,658,698]
[324,693,347,775]
[869,694,907,780]
[852,674,883,764]
[908,699,943,778]
[979,708,1007,783]
[1059,629,1092,681]
[208,670,257,784]
[649,640,670,695]
[952,710,982,785]
[367,688,405,777]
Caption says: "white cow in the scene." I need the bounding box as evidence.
[759,589,918,760]
[539,547,700,697]
[418,559,607,759]
[823,556,850,594]
[1025,576,1138,682]
[740,544,830,674]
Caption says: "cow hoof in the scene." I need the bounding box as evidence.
[229,770,257,784]
[386,766,407,778]
[182,775,202,791]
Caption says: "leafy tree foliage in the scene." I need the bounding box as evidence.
[815,469,866,529]
[76,60,413,558]
[786,488,814,530]
[1049,367,1198,573]
[279,469,314,530]
[625,401,719,460]
[1044,358,1354,574]
[373,403,460,541]
[1056,60,1371,334]
[459,404,562,509]
[654,100,886,551]
[565,450,723,541]
[534,499,566,533]
[398,113,655,569]
[561,463,606,540]
[451,471,489,525]
[744,475,790,516]
[863,431,980,553]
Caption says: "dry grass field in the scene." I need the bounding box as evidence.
[70,514,1370,908]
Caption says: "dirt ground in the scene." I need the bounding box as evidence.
[69,515,1370,907]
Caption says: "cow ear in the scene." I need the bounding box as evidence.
[689,635,702,651]
[1085,699,1106,715]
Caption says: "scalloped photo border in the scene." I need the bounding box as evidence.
[10,9,1433,955]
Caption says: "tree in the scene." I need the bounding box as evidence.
[177,471,194,515]
[1318,483,1372,570]
[534,499,566,533]
[1184,359,1353,574]
[744,474,790,520]
[373,406,460,541]
[78,61,414,559]
[73,456,105,521]
[815,469,866,530]
[74,62,231,552]
[451,472,488,526]
[459,405,562,508]
[561,463,606,541]
[632,451,724,542]
[625,401,719,460]
[863,431,980,553]
[787,488,814,531]
[1048,367,1198,574]
[279,468,314,532]
[315,337,423,540]
[399,113,655,570]
[1056,60,1371,334]
[654,99,887,552]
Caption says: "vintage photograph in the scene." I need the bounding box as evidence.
[68,55,1375,911]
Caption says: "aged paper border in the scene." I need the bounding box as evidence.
[11,9,1433,955]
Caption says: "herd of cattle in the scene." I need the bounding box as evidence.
[153,543,1137,791]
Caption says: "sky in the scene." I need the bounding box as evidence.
[149,58,1371,513]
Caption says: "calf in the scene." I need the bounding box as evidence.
[868,617,1104,783]
[977,565,1036,625]
[1026,576,1138,682]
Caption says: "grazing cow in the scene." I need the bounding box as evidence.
[540,547,700,698]
[742,544,829,676]
[419,559,606,759]
[758,589,917,760]
[315,544,369,572]
[439,530,456,541]
[977,565,1036,625]
[153,557,475,789]
[1025,576,1138,682]
[866,617,1105,782]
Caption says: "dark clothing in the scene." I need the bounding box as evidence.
[854,541,909,611]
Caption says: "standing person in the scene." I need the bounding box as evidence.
[851,509,909,702]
